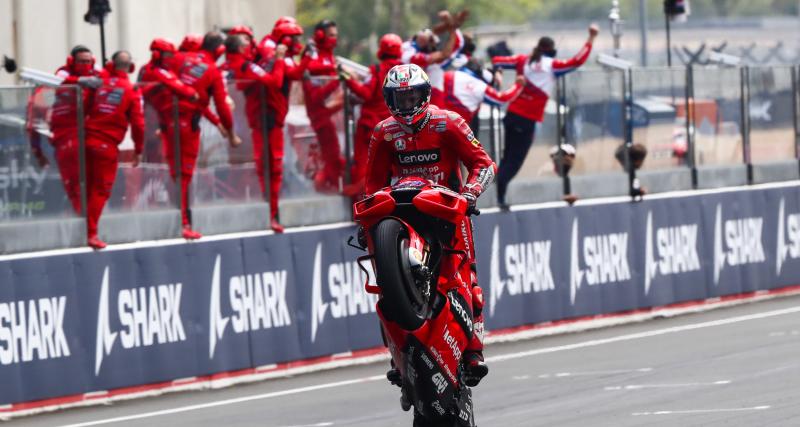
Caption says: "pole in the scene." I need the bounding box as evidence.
[99,17,108,64]
[77,86,88,218]
[342,81,353,190]
[639,0,648,66]
[685,65,697,188]
[665,13,672,67]
[793,65,800,177]
[740,66,753,184]
[259,85,271,217]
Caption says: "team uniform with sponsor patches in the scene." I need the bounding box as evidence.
[366,105,496,359]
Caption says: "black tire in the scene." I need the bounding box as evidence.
[413,412,458,427]
[374,218,429,331]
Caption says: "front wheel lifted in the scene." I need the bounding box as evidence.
[374,218,429,331]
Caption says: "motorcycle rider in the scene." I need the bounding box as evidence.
[339,33,404,197]
[366,63,494,387]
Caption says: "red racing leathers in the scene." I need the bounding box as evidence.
[84,70,145,238]
[226,52,286,220]
[343,58,402,195]
[300,43,344,191]
[50,65,99,213]
[138,61,198,225]
[170,51,234,226]
[366,106,496,355]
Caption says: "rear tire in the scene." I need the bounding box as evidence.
[413,412,458,427]
[374,218,428,331]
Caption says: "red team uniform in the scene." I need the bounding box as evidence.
[301,20,344,191]
[51,50,100,213]
[84,62,145,246]
[343,33,403,196]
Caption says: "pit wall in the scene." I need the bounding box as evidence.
[2,181,800,406]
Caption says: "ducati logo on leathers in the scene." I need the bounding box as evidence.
[570,219,631,305]
[644,212,701,295]
[311,244,378,343]
[95,267,186,375]
[776,198,800,275]
[713,204,765,285]
[397,149,440,166]
[208,256,291,359]
[489,226,554,316]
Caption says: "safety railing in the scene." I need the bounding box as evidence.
[1,63,799,253]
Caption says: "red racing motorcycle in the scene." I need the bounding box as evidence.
[352,177,479,427]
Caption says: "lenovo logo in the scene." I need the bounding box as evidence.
[397,149,440,165]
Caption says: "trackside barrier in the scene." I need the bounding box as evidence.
[3,182,800,406]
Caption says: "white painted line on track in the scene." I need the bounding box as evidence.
[279,423,334,427]
[53,376,383,427]
[538,368,652,378]
[486,305,800,363]
[605,380,731,390]
[52,305,800,427]
[632,405,771,416]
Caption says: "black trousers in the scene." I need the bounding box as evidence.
[496,112,537,204]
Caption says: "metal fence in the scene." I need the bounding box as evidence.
[499,64,800,197]
[1,64,799,250]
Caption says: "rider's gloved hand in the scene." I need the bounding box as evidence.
[462,184,482,216]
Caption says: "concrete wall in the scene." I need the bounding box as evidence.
[0,0,295,85]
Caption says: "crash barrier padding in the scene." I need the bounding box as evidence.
[2,182,800,405]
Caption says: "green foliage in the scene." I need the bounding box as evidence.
[295,0,799,62]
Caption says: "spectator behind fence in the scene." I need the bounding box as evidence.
[251,17,306,233]
[401,10,468,108]
[550,143,579,204]
[492,24,598,208]
[615,142,648,196]
[338,33,404,198]
[170,31,240,240]
[138,38,201,238]
[50,45,102,214]
[82,51,145,249]
[179,34,227,136]
[442,57,524,124]
[225,33,289,233]
[300,19,345,193]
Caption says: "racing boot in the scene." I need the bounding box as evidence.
[87,235,107,250]
[270,218,285,233]
[463,283,488,387]
[462,351,488,387]
[182,226,203,240]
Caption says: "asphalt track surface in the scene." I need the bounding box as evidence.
[8,294,800,427]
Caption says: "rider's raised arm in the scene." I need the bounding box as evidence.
[365,122,394,195]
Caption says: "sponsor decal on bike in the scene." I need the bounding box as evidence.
[713,204,765,285]
[431,400,447,415]
[311,243,378,342]
[95,267,186,375]
[209,256,291,359]
[448,291,473,340]
[570,219,631,305]
[0,295,70,366]
[644,211,701,295]
[432,372,448,395]
[489,226,555,316]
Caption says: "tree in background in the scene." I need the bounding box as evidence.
[297,0,800,63]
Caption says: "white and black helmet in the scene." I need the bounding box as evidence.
[382,64,431,127]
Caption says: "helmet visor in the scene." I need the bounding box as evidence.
[387,86,427,115]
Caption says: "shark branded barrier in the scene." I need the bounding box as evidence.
[2,183,800,406]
